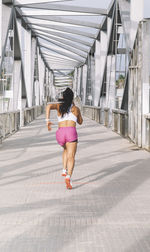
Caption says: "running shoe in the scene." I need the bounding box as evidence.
[65,177,72,189]
[62,169,67,177]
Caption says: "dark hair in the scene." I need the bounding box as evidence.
[59,88,74,117]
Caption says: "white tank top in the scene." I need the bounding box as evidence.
[57,105,77,123]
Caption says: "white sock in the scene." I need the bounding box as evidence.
[66,175,70,179]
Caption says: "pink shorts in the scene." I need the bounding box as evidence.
[56,127,78,146]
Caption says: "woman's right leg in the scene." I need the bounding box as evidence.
[62,145,67,176]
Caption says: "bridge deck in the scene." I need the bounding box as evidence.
[0,113,150,252]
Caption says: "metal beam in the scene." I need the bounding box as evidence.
[47,60,78,66]
[43,56,78,64]
[55,77,73,80]
[40,43,85,63]
[41,52,79,63]
[15,3,107,16]
[37,35,87,58]
[54,84,72,87]
[28,27,90,52]
[45,58,78,66]
[31,27,93,47]
[14,0,74,4]
[38,38,86,61]
[54,70,74,77]
[21,15,101,29]
[47,61,78,67]
[29,23,97,39]
[3,0,13,4]
[54,81,72,84]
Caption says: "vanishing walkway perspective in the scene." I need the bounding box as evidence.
[0,113,150,252]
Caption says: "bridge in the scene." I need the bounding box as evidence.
[0,0,150,251]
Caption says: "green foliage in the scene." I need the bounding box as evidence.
[116,74,125,88]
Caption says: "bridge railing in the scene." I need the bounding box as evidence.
[0,105,45,144]
[112,109,128,138]
[82,105,101,123]
[145,114,150,151]
[22,105,45,126]
[82,105,150,151]
[0,111,20,141]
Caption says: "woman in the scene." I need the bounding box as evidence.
[46,88,83,189]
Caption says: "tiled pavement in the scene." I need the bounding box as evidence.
[0,112,150,252]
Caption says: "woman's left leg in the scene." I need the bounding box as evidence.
[66,142,77,177]
[65,142,77,189]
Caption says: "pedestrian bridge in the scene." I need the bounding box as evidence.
[1,0,150,251]
[0,112,150,252]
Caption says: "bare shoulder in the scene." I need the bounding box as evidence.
[46,102,61,111]
[72,105,81,115]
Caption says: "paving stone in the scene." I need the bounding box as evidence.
[0,113,150,251]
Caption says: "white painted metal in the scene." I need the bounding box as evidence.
[106,55,116,110]
[39,43,85,64]
[37,35,87,58]
[38,49,45,105]
[99,30,107,108]
[31,27,94,47]
[0,0,2,62]
[130,0,143,49]
[76,67,82,96]
[22,15,101,29]
[13,60,22,110]
[82,64,88,105]
[24,28,32,107]
[32,24,97,39]
[93,39,101,106]
[17,3,107,16]
[2,4,12,50]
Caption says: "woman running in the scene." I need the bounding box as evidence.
[46,88,83,189]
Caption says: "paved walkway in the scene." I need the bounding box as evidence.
[0,112,150,252]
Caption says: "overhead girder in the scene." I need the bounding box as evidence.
[46,59,79,66]
[40,39,87,62]
[29,28,90,53]
[55,79,73,81]
[15,3,107,16]
[44,56,78,64]
[21,15,101,29]
[37,35,87,59]
[14,0,73,4]
[45,59,79,66]
[12,1,107,85]
[54,70,74,76]
[55,85,72,88]
[54,69,74,76]
[55,77,73,80]
[47,62,78,67]
[29,23,98,39]
[47,62,78,68]
[38,41,86,64]
[54,81,72,84]
[41,51,80,63]
[43,57,78,65]
[55,80,73,83]
[31,27,93,47]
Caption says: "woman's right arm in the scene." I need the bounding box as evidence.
[46,103,59,130]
